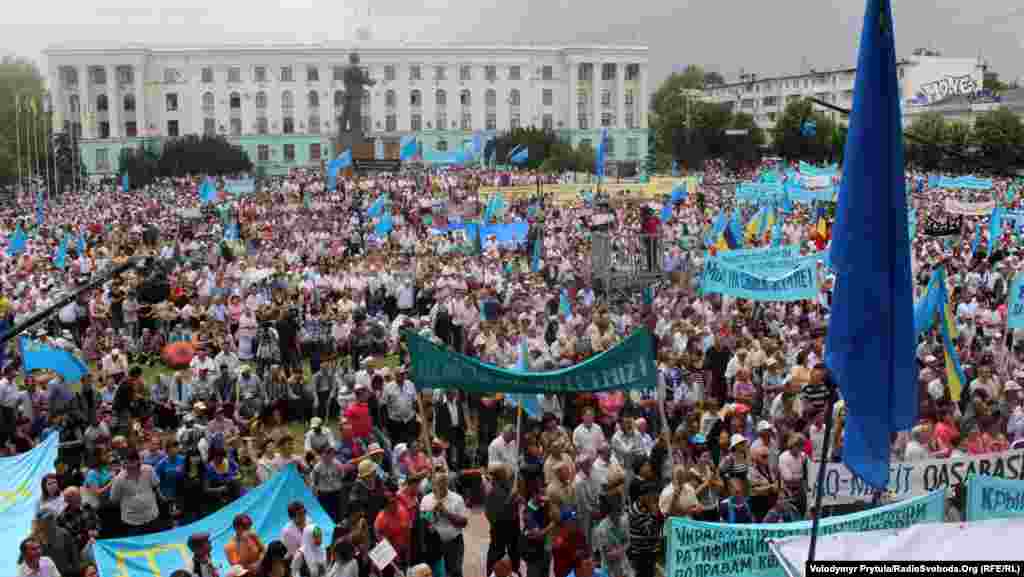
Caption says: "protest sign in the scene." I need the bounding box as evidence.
[806,449,1024,506]
[664,490,944,577]
[967,474,1024,521]
[700,255,819,302]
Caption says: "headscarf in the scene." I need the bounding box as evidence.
[298,524,327,576]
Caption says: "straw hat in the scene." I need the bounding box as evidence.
[358,459,376,479]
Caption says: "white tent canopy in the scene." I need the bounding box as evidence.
[769,518,1024,577]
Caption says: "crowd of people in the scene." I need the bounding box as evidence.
[5,159,1024,577]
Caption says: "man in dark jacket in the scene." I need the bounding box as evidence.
[484,464,519,575]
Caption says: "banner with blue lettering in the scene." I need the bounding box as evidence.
[700,255,819,301]
[665,490,944,577]
[968,474,1024,521]
[735,182,785,204]
[95,466,332,577]
[20,336,89,383]
[1009,275,1024,330]
[0,433,59,577]
[713,245,804,272]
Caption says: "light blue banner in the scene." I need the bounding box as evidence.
[224,178,256,195]
[932,175,994,190]
[736,182,786,203]
[95,466,332,577]
[968,474,1024,522]
[20,336,89,383]
[1008,274,1024,330]
[713,245,803,271]
[701,255,820,301]
[0,433,59,577]
[665,490,945,577]
[785,182,836,204]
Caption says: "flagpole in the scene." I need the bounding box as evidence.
[807,371,839,562]
[14,94,23,200]
[32,101,41,196]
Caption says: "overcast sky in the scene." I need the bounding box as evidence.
[2,0,1022,86]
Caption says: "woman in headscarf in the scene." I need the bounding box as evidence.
[291,524,328,577]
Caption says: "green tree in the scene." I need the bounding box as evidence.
[905,111,948,171]
[771,100,837,163]
[120,135,252,188]
[972,106,1024,174]
[0,56,49,187]
[983,72,1010,94]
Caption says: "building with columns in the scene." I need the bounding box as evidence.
[44,42,650,177]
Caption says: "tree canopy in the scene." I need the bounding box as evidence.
[0,56,49,187]
[120,135,253,189]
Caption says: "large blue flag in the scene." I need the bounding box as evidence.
[6,224,27,257]
[53,234,68,270]
[199,178,218,204]
[825,0,917,490]
[595,128,609,179]
[20,336,89,382]
[400,135,418,161]
[0,433,59,575]
[95,466,333,577]
[660,183,688,223]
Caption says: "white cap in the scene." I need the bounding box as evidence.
[729,433,748,449]
[757,420,774,433]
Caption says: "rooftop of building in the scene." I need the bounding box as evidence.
[44,40,649,56]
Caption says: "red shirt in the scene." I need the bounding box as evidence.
[374,503,412,555]
[344,402,373,439]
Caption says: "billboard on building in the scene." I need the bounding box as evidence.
[902,57,985,107]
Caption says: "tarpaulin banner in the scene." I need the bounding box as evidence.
[806,449,1024,506]
[405,329,657,394]
[700,254,820,302]
[0,433,59,577]
[95,466,333,577]
[945,199,996,216]
[967,474,1024,522]
[224,178,256,195]
[665,490,944,577]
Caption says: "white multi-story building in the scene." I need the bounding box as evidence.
[704,53,989,134]
[44,42,650,176]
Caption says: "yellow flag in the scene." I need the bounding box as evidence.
[29,96,38,116]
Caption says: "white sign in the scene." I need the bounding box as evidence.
[798,174,833,190]
[806,449,1024,506]
[368,538,398,571]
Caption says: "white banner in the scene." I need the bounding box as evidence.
[806,449,1024,506]
[945,198,996,216]
[798,174,833,189]
[769,518,1024,576]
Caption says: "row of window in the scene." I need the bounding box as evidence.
[74,87,637,119]
[735,90,854,110]
[93,134,640,172]
[63,61,643,89]
[715,67,903,98]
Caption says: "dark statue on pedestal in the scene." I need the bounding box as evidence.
[337,52,375,157]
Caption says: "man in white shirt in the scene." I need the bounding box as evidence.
[382,370,418,446]
[487,425,518,469]
[572,407,606,456]
[280,501,307,557]
[419,471,469,577]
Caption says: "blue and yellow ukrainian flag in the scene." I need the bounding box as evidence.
[815,205,829,239]
[939,287,966,402]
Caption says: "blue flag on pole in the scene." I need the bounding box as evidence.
[20,337,89,382]
[77,232,87,256]
[375,212,393,237]
[595,128,609,180]
[327,149,353,191]
[367,194,387,218]
[53,234,68,270]
[6,224,27,257]
[121,174,130,192]
[559,288,573,320]
[971,223,981,256]
[510,146,529,165]
[531,236,542,272]
[825,0,917,490]
[199,178,218,204]
[506,339,542,418]
[0,432,59,575]
[988,206,1004,254]
[400,135,419,161]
